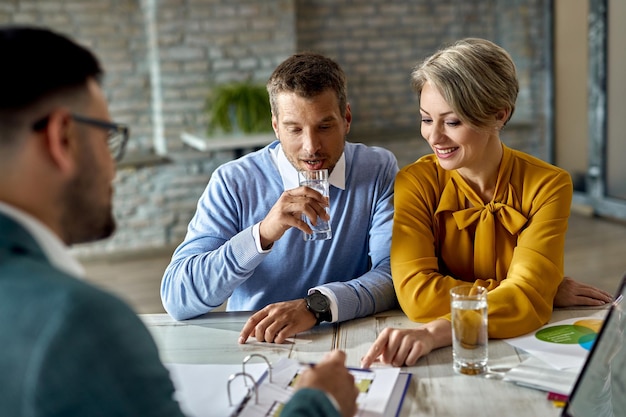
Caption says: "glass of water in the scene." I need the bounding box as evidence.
[298,169,332,241]
[450,285,488,375]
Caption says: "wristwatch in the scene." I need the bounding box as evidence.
[304,291,332,325]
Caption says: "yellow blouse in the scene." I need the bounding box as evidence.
[392,145,573,338]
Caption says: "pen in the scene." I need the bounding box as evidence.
[348,366,374,373]
[301,362,374,373]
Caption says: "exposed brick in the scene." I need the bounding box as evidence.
[1,0,549,255]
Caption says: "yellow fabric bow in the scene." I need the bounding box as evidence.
[452,202,527,279]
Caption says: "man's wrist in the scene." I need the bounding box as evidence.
[252,222,273,252]
[304,290,332,325]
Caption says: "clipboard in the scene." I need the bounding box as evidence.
[166,354,412,417]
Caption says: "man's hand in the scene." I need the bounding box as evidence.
[238,299,317,344]
[258,186,329,249]
[554,276,613,307]
[295,350,359,417]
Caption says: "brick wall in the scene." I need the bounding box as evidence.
[295,0,551,154]
[0,0,551,256]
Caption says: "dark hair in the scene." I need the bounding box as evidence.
[0,26,103,110]
[266,52,347,118]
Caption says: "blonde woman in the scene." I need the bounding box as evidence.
[362,38,612,367]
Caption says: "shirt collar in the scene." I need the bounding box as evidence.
[0,201,85,278]
[271,143,346,190]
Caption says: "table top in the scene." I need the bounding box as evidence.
[141,307,607,417]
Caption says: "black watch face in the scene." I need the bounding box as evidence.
[308,293,329,312]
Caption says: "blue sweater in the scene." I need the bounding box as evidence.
[161,141,399,321]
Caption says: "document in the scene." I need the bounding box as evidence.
[502,356,579,395]
[166,357,411,417]
[504,315,604,370]
[502,314,606,395]
[166,362,269,417]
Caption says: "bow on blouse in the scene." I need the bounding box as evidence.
[452,202,528,279]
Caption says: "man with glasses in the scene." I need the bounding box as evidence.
[0,26,358,417]
[32,114,129,162]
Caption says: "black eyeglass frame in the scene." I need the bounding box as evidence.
[32,114,129,162]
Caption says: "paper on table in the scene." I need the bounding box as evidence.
[238,358,402,417]
[502,356,579,395]
[503,315,604,370]
[165,362,269,417]
[165,358,408,417]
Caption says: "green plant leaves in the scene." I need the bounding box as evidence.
[205,81,272,135]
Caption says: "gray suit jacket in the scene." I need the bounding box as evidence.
[0,213,185,416]
[0,212,340,416]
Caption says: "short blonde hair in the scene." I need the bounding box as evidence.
[411,38,519,130]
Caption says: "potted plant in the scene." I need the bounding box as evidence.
[205,80,272,136]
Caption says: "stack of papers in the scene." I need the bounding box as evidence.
[502,316,604,395]
[502,357,578,395]
[166,358,411,417]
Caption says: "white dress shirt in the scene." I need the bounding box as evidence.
[0,201,85,278]
[251,144,346,322]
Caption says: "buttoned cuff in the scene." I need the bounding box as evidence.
[252,222,272,254]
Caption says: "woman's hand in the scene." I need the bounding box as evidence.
[361,318,452,368]
[554,276,613,307]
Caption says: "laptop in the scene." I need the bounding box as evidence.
[561,273,626,417]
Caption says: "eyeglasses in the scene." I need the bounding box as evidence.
[32,114,130,162]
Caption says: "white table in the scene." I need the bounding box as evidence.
[142,307,607,417]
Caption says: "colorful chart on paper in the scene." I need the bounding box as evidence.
[535,318,603,351]
[503,315,606,370]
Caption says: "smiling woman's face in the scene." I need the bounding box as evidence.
[272,89,350,174]
[419,81,498,173]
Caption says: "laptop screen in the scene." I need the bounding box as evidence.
[562,275,626,417]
